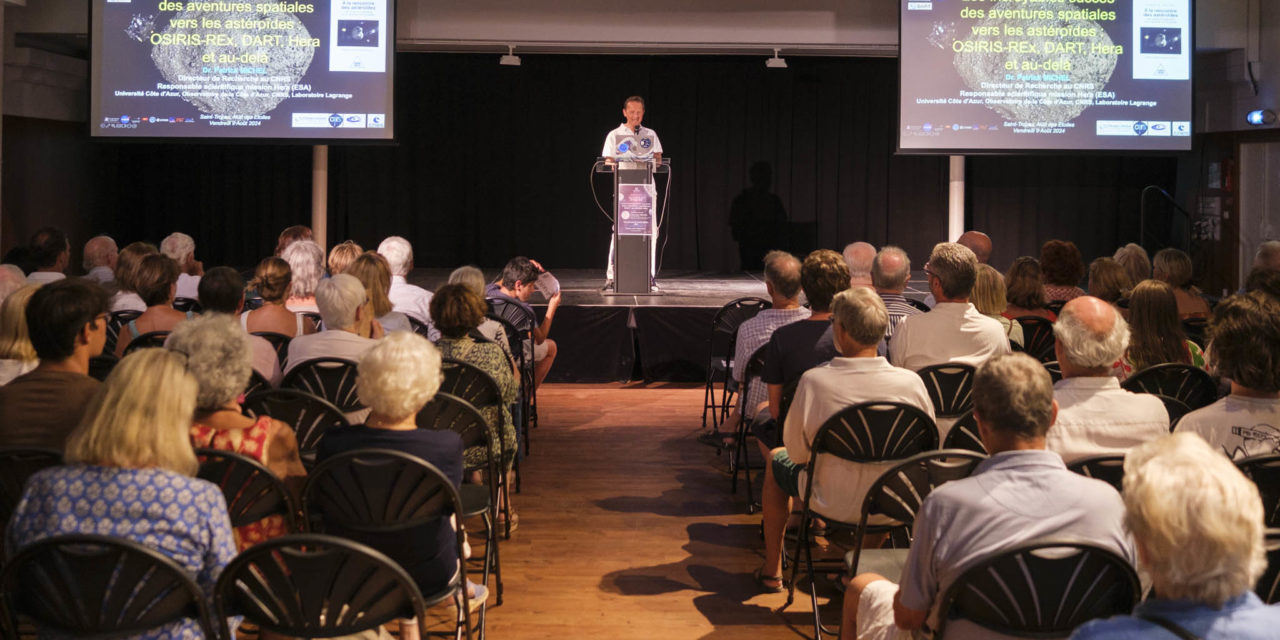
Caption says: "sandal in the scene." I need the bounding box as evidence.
[753,567,785,593]
[496,512,519,533]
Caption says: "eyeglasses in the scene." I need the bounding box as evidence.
[923,262,938,279]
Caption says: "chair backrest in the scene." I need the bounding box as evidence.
[1042,360,1063,383]
[1256,529,1280,604]
[123,330,171,355]
[88,354,119,381]
[935,540,1140,638]
[942,410,988,454]
[1182,317,1208,349]
[1066,455,1126,493]
[416,392,496,472]
[709,297,770,358]
[487,297,535,332]
[775,378,801,429]
[906,297,931,312]
[250,331,292,369]
[213,533,446,640]
[916,363,976,418]
[244,369,271,397]
[0,448,63,528]
[858,449,986,533]
[281,357,363,412]
[407,315,432,338]
[809,401,940,465]
[1013,316,1057,363]
[243,388,350,466]
[105,310,142,354]
[196,448,298,531]
[737,343,770,413]
[302,312,324,332]
[440,357,503,420]
[1121,363,1219,424]
[1,534,217,638]
[172,297,202,313]
[302,448,462,534]
[1237,454,1280,528]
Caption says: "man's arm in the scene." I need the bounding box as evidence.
[532,291,561,344]
[892,591,928,631]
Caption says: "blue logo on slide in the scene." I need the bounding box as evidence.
[120,115,131,124]
[328,114,343,127]
[618,141,631,153]
[1133,121,1148,135]
[923,123,933,132]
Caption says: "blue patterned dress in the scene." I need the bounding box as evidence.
[6,465,237,640]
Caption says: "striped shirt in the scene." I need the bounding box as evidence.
[879,292,924,341]
[732,307,811,418]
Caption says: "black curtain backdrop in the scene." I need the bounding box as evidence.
[4,53,1179,272]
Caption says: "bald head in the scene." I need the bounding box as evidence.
[1255,241,1280,273]
[83,235,118,271]
[872,246,911,292]
[843,242,876,287]
[957,231,992,264]
[763,250,802,302]
[1053,295,1130,375]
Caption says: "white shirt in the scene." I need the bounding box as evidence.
[25,271,65,284]
[284,330,376,376]
[783,356,935,524]
[388,275,434,326]
[0,359,37,386]
[110,291,146,313]
[175,273,200,300]
[601,124,663,159]
[888,301,1011,371]
[1047,376,1170,464]
[85,266,115,284]
[248,335,283,387]
[1175,395,1280,460]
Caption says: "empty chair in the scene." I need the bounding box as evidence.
[281,357,362,412]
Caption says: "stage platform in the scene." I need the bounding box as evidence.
[406,268,931,383]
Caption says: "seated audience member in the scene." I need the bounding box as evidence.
[841,353,1135,640]
[704,251,810,447]
[6,348,236,640]
[448,265,514,367]
[284,273,380,375]
[971,264,1024,348]
[1040,239,1087,302]
[842,241,876,288]
[378,236,438,335]
[281,239,325,314]
[486,256,563,388]
[1111,280,1205,381]
[1175,292,1280,459]
[160,232,203,300]
[752,249,848,455]
[1253,240,1280,275]
[1046,296,1169,463]
[756,287,934,592]
[1153,247,1211,319]
[243,257,315,338]
[1246,267,1280,299]
[890,242,1010,371]
[1071,433,1280,640]
[316,332,486,619]
[432,284,518,474]
[873,246,921,342]
[275,224,312,256]
[1003,256,1057,320]
[0,284,41,385]
[169,315,305,550]
[1114,242,1152,287]
[82,235,118,285]
[327,239,363,276]
[0,264,26,302]
[1087,257,1132,306]
[956,230,993,265]
[198,266,283,386]
[115,254,191,357]
[0,279,107,449]
[109,241,158,312]
[25,227,70,284]
[347,251,412,333]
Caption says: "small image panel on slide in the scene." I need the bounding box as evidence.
[337,20,379,47]
[1132,0,1189,80]
[329,0,387,72]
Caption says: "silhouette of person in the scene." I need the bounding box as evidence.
[730,162,789,272]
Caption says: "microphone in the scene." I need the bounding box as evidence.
[634,125,640,134]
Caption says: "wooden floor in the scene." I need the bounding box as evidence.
[483,383,826,640]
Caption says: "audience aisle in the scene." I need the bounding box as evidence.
[486,383,812,639]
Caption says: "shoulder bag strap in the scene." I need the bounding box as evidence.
[1137,613,1201,640]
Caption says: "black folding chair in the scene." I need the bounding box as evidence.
[1182,317,1208,350]
[1066,454,1126,493]
[243,388,350,470]
[784,402,940,624]
[104,310,142,355]
[172,297,202,314]
[438,359,513,540]
[301,451,476,639]
[942,410,988,454]
[916,363,976,418]
[730,344,769,512]
[88,354,119,381]
[487,299,538,446]
[1043,360,1063,383]
[282,357,363,412]
[122,330,170,355]
[1122,363,1219,426]
[1012,316,1057,363]
[934,540,1140,638]
[250,330,291,370]
[1237,455,1280,528]
[195,448,298,532]
[906,297,931,312]
[302,311,324,332]
[244,369,271,397]
[1256,529,1280,604]
[408,315,434,338]
[0,448,63,529]
[215,533,466,640]
[1,534,219,639]
[703,297,770,430]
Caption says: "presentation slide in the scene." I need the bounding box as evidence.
[91,0,394,141]
[899,0,1192,153]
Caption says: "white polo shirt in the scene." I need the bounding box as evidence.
[888,301,1011,371]
[284,330,376,376]
[1047,376,1170,464]
[601,124,662,159]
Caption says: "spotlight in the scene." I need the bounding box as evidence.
[1246,109,1276,126]
[499,45,521,67]
[766,48,787,69]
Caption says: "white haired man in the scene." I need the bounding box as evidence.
[842,241,876,288]
[160,232,203,299]
[377,236,437,338]
[1071,433,1280,639]
[841,353,1134,640]
[82,235,118,285]
[283,273,381,376]
[872,246,921,342]
[1046,296,1168,463]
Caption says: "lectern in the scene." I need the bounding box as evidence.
[595,158,669,294]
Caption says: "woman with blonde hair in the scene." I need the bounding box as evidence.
[1153,248,1211,319]
[243,256,316,337]
[346,251,411,333]
[5,348,237,639]
[971,264,1024,347]
[1003,256,1057,320]
[169,314,306,550]
[1111,279,1205,381]
[327,239,363,276]
[282,239,326,313]
[0,283,40,384]
[1087,257,1133,305]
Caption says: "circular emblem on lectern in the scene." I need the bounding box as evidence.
[621,212,631,220]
